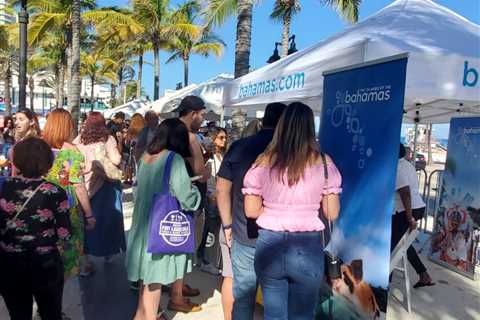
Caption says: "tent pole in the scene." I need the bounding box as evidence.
[412,122,419,165]
[220,106,225,127]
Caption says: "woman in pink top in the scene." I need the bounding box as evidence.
[74,112,126,269]
[243,102,342,320]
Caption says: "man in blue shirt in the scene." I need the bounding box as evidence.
[216,103,286,320]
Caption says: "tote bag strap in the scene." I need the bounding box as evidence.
[161,152,177,193]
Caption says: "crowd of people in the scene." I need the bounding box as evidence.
[0,95,430,320]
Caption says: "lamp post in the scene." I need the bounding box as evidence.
[18,0,28,111]
[267,42,281,64]
[267,35,298,64]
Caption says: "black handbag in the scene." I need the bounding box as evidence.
[321,153,342,280]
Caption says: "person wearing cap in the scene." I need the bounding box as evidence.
[178,95,209,181]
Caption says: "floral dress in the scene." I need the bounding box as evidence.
[46,148,85,278]
[0,178,72,254]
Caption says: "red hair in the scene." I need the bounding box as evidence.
[80,112,109,145]
[43,109,74,149]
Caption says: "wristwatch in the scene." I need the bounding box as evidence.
[222,224,232,230]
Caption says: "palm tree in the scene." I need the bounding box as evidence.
[69,0,82,129]
[166,1,225,86]
[0,25,17,115]
[132,0,200,100]
[19,0,141,125]
[204,0,252,78]
[80,51,117,110]
[271,0,360,57]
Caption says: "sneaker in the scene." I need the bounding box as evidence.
[199,262,220,275]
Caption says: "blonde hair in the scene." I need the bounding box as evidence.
[42,108,75,149]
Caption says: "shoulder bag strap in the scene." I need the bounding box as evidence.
[321,153,334,247]
[10,182,46,222]
[161,152,176,193]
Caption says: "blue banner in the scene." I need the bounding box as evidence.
[317,56,407,319]
[430,117,480,278]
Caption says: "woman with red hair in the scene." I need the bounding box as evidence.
[74,112,126,270]
[43,108,96,279]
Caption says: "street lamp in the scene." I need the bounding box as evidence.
[18,0,28,111]
[288,35,298,55]
[267,35,298,64]
[267,42,281,64]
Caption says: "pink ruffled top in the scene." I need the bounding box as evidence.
[242,161,342,232]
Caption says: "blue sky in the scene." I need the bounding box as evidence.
[98,0,480,138]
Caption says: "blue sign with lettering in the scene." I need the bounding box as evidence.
[317,56,407,319]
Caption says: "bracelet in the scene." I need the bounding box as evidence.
[222,224,232,230]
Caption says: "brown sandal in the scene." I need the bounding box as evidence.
[167,298,202,313]
[182,284,200,297]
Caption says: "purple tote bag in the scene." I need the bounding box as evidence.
[147,152,195,254]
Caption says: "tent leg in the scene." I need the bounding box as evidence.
[412,122,419,165]
[220,107,225,127]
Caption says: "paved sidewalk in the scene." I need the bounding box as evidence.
[1,186,478,320]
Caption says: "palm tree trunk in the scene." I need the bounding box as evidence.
[153,45,160,100]
[110,83,117,107]
[29,75,35,111]
[184,58,189,87]
[58,62,66,108]
[136,53,143,99]
[54,64,60,107]
[4,62,12,116]
[281,13,291,58]
[68,0,82,132]
[116,68,124,104]
[90,76,95,112]
[234,0,253,78]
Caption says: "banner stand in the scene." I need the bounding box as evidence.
[318,53,408,320]
[429,117,480,281]
[390,229,419,313]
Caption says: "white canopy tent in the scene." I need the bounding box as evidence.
[103,100,149,119]
[223,0,480,124]
[147,74,233,115]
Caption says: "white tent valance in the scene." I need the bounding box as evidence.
[223,0,480,124]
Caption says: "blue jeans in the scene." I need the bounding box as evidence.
[232,240,257,320]
[255,229,324,320]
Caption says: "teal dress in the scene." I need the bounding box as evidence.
[126,151,201,285]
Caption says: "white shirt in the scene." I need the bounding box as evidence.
[394,158,425,213]
[206,153,223,196]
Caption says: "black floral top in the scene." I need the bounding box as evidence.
[0,178,72,254]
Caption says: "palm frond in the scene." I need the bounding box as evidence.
[202,0,237,29]
[192,42,224,57]
[27,13,66,46]
[165,51,183,64]
[322,0,360,23]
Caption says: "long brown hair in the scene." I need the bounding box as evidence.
[14,109,41,141]
[43,108,75,149]
[80,112,109,145]
[261,102,319,186]
[127,113,145,139]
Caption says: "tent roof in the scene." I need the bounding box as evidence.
[223,0,480,124]
[148,74,233,115]
[103,100,149,119]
